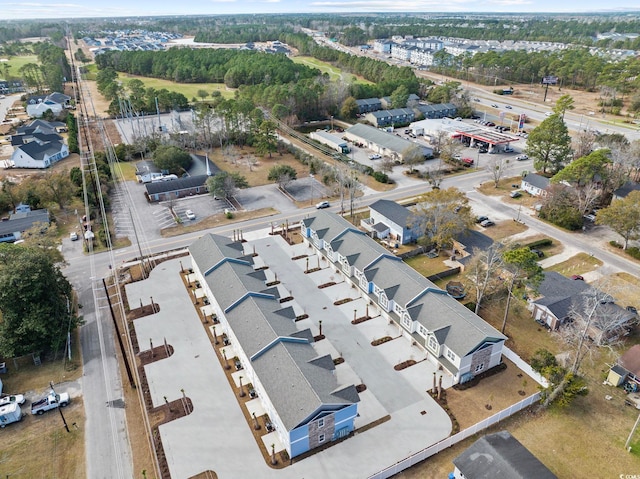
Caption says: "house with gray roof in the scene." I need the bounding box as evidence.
[344,123,432,163]
[26,92,71,118]
[10,138,69,168]
[355,98,382,114]
[613,181,640,200]
[0,208,49,243]
[301,211,506,384]
[189,233,359,459]
[453,430,557,479]
[364,108,415,127]
[530,271,637,340]
[521,173,550,197]
[145,175,209,202]
[362,199,420,245]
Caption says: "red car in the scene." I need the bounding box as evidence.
[571,275,584,281]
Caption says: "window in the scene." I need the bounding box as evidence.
[428,336,438,352]
[318,434,325,443]
[418,325,427,337]
[474,363,485,373]
[380,294,388,310]
[402,315,412,329]
[318,418,324,428]
[446,349,456,362]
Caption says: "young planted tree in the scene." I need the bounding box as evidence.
[500,247,544,334]
[410,188,474,251]
[596,190,640,249]
[254,120,278,158]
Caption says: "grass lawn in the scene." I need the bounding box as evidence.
[545,252,603,277]
[209,145,308,187]
[292,56,373,85]
[0,54,39,77]
[513,233,564,257]
[161,208,278,237]
[404,252,451,278]
[476,219,527,241]
[113,160,138,182]
[117,73,236,100]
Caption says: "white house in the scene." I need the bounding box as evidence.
[26,92,71,118]
[11,140,69,168]
[361,199,421,245]
[521,173,550,197]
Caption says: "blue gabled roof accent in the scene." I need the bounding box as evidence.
[250,336,310,361]
[407,287,449,307]
[224,291,276,313]
[204,257,251,276]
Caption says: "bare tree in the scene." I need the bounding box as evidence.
[439,137,462,163]
[347,171,362,219]
[573,130,597,160]
[465,244,505,314]
[424,162,444,189]
[380,157,395,175]
[487,157,509,188]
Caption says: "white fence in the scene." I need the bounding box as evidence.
[367,347,546,479]
[367,392,541,479]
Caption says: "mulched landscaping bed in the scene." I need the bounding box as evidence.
[371,336,393,346]
[313,334,326,342]
[333,357,345,365]
[291,254,308,261]
[294,314,309,322]
[428,389,460,434]
[318,282,336,289]
[356,384,367,393]
[333,298,353,306]
[304,267,321,274]
[394,359,417,371]
[279,296,294,303]
[138,344,175,366]
[351,315,372,325]
[265,281,281,286]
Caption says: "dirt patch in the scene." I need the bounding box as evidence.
[160,208,278,237]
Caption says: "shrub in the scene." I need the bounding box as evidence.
[524,238,552,248]
[226,211,234,219]
[627,247,640,260]
[372,171,390,183]
[610,240,623,249]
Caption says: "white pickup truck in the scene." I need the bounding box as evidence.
[31,390,69,415]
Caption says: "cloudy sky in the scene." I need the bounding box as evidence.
[0,0,638,20]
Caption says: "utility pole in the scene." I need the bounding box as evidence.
[49,381,70,433]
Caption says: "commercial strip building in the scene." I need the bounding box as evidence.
[344,123,433,162]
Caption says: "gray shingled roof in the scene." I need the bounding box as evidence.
[0,209,49,237]
[190,232,358,432]
[614,181,640,198]
[522,173,550,190]
[453,431,557,479]
[308,211,505,358]
[17,140,65,162]
[346,123,415,153]
[145,175,208,195]
[369,199,411,226]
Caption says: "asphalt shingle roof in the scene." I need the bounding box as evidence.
[453,431,557,479]
[145,175,208,195]
[369,199,411,226]
[346,123,415,154]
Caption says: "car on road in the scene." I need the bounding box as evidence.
[505,105,512,109]
[474,98,481,102]
[491,104,498,108]
[515,154,529,161]
[368,153,381,160]
[316,201,330,209]
[0,394,25,406]
[185,210,196,220]
[571,275,584,281]
[545,112,553,117]
[454,117,463,121]
[510,190,522,198]
[480,219,495,227]
[69,231,79,241]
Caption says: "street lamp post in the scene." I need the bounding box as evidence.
[309,173,314,206]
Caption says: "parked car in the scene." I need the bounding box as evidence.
[480,219,495,227]
[504,146,514,153]
[461,158,474,167]
[479,147,488,153]
[31,390,69,415]
[530,248,544,258]
[515,154,529,161]
[583,214,596,222]
[368,153,381,160]
[185,210,196,220]
[509,190,522,198]
[545,111,553,116]
[454,117,463,121]
[627,306,638,315]
[316,201,330,209]
[571,275,584,281]
[476,216,489,223]
[69,231,79,241]
[0,394,25,407]
[485,122,495,127]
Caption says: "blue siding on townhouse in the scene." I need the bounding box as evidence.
[290,424,310,457]
[333,403,357,438]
